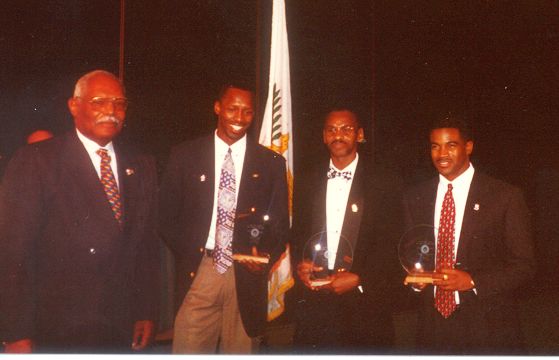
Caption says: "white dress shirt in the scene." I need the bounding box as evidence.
[433,163,475,302]
[325,154,359,270]
[76,129,120,188]
[204,132,247,250]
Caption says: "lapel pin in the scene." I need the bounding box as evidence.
[200,174,206,182]
[474,203,480,211]
[125,168,135,176]
[351,203,358,213]
[252,173,260,178]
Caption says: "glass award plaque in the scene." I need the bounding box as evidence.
[398,224,445,284]
[302,231,354,287]
[232,224,270,264]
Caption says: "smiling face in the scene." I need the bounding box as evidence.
[67,72,126,146]
[323,110,364,169]
[214,87,254,145]
[430,127,473,181]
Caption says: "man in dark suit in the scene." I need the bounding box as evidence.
[0,70,160,353]
[158,84,289,354]
[402,114,535,354]
[292,108,403,353]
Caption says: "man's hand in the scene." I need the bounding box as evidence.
[296,260,326,289]
[322,271,360,295]
[433,269,475,291]
[237,246,268,274]
[131,320,155,351]
[4,338,33,353]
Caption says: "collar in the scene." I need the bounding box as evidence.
[214,130,247,157]
[76,128,115,156]
[438,162,475,189]
[329,152,359,173]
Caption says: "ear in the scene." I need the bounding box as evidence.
[214,100,221,116]
[466,140,474,156]
[67,97,79,117]
[357,128,365,143]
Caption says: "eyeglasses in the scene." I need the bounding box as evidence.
[324,125,356,136]
[78,97,129,111]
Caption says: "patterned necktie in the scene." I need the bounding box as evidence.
[327,167,352,180]
[435,183,457,318]
[214,148,236,274]
[96,148,122,224]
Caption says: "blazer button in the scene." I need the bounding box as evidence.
[89,248,96,254]
[189,272,196,278]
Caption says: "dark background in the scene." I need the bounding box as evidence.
[2,0,559,352]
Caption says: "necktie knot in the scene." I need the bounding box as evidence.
[96,148,110,161]
[327,167,352,180]
[447,183,453,191]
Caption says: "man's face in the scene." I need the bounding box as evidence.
[323,110,364,160]
[430,127,473,181]
[68,74,127,146]
[214,87,254,145]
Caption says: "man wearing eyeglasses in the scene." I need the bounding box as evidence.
[0,70,160,353]
[292,107,403,353]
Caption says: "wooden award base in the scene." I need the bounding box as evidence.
[232,254,270,264]
[309,279,332,287]
[403,272,446,285]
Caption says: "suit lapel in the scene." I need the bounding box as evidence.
[62,132,120,229]
[200,136,216,221]
[236,140,256,219]
[310,166,328,236]
[457,172,483,264]
[422,179,438,227]
[114,142,136,228]
[338,158,364,265]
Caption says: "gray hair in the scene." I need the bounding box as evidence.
[73,70,125,97]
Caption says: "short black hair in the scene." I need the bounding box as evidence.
[323,106,363,129]
[217,82,254,101]
[429,112,473,142]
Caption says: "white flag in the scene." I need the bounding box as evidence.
[260,0,294,322]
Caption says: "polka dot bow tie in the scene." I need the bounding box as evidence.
[327,167,352,180]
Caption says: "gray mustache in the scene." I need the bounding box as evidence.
[95,116,121,126]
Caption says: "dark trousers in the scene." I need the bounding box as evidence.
[293,287,394,354]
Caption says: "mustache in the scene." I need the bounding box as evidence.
[95,116,121,126]
[328,139,347,146]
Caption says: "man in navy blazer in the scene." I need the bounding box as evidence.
[159,83,289,353]
[0,70,160,353]
[403,114,535,354]
[292,108,403,353]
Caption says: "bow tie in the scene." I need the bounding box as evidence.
[327,167,352,180]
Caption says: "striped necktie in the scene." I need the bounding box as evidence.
[96,148,122,224]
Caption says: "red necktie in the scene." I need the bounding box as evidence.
[435,183,457,318]
[96,148,123,224]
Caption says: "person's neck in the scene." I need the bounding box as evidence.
[331,153,357,170]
